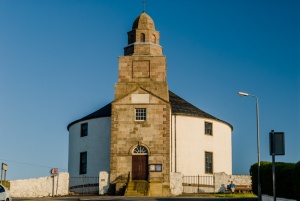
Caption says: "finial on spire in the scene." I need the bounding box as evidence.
[143,0,146,12]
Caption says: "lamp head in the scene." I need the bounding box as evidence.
[238,92,249,97]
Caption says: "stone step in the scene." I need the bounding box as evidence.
[125,180,148,196]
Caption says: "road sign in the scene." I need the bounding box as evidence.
[50,168,58,175]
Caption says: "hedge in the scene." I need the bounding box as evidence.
[250,161,300,200]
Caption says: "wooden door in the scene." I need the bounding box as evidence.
[132,155,148,180]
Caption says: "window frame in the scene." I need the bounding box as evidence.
[81,123,88,137]
[79,151,87,175]
[205,122,213,135]
[205,151,213,174]
[135,108,146,121]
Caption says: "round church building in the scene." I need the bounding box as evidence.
[67,11,233,196]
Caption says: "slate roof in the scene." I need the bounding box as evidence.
[67,91,232,130]
[169,91,233,129]
[67,103,111,130]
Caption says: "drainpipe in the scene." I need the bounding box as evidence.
[170,113,173,172]
[175,115,177,172]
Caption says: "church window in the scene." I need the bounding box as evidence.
[81,123,88,137]
[133,145,149,154]
[136,108,146,121]
[140,33,145,42]
[205,122,213,135]
[205,152,213,174]
[80,152,87,175]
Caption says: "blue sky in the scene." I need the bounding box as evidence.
[0,0,299,180]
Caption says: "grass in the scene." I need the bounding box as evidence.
[179,193,257,198]
[214,193,257,198]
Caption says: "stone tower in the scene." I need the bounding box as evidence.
[110,12,171,195]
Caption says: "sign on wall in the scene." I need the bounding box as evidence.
[149,164,162,172]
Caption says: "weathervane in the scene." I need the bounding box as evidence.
[143,0,146,12]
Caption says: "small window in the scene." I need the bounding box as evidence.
[140,33,145,42]
[80,152,87,175]
[205,122,213,135]
[81,123,88,137]
[136,108,146,121]
[205,152,213,174]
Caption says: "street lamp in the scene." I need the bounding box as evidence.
[238,91,261,201]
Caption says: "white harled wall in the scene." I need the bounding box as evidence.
[171,115,232,175]
[68,117,111,177]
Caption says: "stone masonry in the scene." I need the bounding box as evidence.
[110,12,171,195]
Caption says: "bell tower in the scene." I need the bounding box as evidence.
[110,12,171,196]
[114,12,169,101]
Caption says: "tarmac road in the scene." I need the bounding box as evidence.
[13,196,258,201]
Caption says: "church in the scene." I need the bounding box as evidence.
[67,11,233,196]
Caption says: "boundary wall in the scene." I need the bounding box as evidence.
[170,172,252,195]
[9,172,69,197]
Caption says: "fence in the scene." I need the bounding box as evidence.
[182,175,214,193]
[69,176,99,195]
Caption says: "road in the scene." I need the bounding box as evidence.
[13,196,258,201]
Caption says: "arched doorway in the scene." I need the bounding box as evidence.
[132,145,148,180]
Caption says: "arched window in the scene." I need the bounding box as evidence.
[140,33,145,42]
[152,34,156,44]
[133,145,148,155]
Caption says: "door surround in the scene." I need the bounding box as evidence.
[131,145,149,180]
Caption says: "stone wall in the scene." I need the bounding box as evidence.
[214,172,251,193]
[99,171,109,195]
[9,172,69,197]
[110,89,171,187]
[170,172,183,195]
[169,172,251,195]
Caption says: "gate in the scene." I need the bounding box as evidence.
[69,176,99,195]
[182,175,214,193]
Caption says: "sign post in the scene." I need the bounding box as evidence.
[269,130,285,201]
[1,163,8,184]
[50,168,58,197]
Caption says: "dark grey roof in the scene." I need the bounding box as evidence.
[67,103,111,130]
[169,91,233,129]
[67,91,233,130]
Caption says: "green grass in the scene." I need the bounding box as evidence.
[214,193,257,198]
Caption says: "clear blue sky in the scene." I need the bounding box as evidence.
[0,0,299,180]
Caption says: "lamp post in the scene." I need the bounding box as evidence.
[238,92,261,201]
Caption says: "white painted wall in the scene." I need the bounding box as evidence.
[171,115,232,175]
[99,171,109,195]
[214,172,251,193]
[170,172,183,195]
[10,172,69,197]
[68,117,111,177]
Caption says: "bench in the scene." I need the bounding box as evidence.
[235,185,252,193]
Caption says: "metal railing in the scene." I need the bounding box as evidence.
[182,175,214,194]
[69,176,99,195]
[183,175,214,186]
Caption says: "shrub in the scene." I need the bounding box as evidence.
[250,161,299,200]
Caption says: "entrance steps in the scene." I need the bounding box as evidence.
[125,180,148,196]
